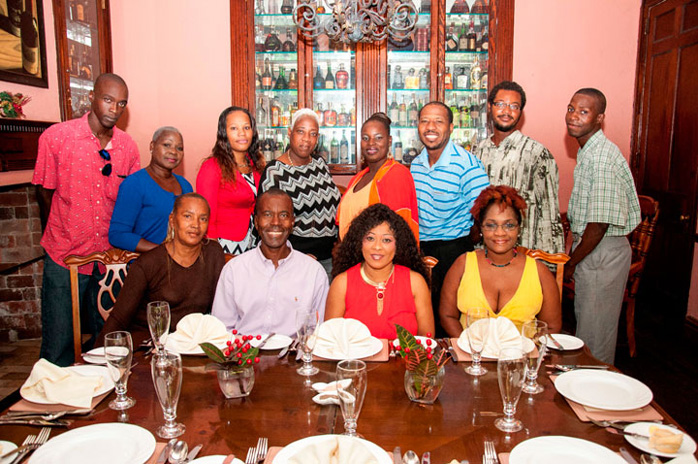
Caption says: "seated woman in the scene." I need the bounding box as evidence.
[336,112,419,241]
[325,204,434,339]
[439,185,561,337]
[109,127,193,252]
[259,109,341,277]
[96,193,225,347]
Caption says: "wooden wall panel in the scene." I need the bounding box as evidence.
[230,0,255,111]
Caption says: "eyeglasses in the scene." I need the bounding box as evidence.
[492,101,521,111]
[481,222,519,232]
[99,149,112,176]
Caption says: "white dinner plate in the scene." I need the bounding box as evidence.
[313,336,383,361]
[21,365,114,405]
[190,457,244,464]
[250,334,293,350]
[624,422,697,458]
[0,440,18,464]
[392,336,436,349]
[272,435,392,464]
[456,336,534,359]
[546,334,584,351]
[30,423,156,464]
[82,347,107,365]
[554,369,653,411]
[509,436,626,464]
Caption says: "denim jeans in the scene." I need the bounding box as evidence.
[40,255,105,367]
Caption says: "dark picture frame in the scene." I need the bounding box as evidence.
[0,0,49,88]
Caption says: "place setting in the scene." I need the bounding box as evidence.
[312,318,387,362]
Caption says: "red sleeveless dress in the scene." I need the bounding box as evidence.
[344,263,418,339]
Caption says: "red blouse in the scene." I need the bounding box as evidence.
[196,158,261,241]
[344,263,418,339]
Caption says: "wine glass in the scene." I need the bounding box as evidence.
[151,351,185,438]
[520,320,548,394]
[104,331,136,410]
[336,359,367,437]
[465,307,491,376]
[296,309,319,376]
[495,346,526,432]
[147,301,171,357]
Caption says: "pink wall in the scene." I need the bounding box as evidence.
[512,0,642,210]
[0,0,61,186]
[109,0,231,180]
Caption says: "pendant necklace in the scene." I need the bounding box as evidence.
[484,247,517,267]
[360,264,394,315]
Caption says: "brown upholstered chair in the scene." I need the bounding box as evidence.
[519,246,570,301]
[64,248,140,362]
[624,195,660,357]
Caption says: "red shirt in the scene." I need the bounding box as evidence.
[196,158,260,241]
[32,113,140,274]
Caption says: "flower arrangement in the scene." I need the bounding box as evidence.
[200,330,261,372]
[0,91,31,118]
[395,324,451,402]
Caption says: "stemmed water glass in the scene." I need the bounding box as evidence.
[336,359,367,438]
[151,351,185,438]
[147,301,171,358]
[296,309,319,376]
[520,320,548,394]
[495,346,526,432]
[104,331,136,410]
[465,307,491,376]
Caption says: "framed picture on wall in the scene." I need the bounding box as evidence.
[0,0,49,88]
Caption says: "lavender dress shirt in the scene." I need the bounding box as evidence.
[211,243,329,337]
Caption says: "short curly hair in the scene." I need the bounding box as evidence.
[471,185,528,227]
[333,204,430,284]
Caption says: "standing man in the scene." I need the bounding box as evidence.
[33,73,140,366]
[473,81,565,255]
[411,101,489,337]
[564,88,640,364]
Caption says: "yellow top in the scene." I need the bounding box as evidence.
[338,182,371,239]
[457,251,543,329]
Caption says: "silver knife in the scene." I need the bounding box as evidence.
[547,334,566,350]
[0,418,71,427]
[392,446,402,464]
[422,451,431,464]
[619,446,639,464]
[444,338,459,363]
[554,364,610,370]
[185,444,203,462]
[607,427,650,440]
[257,332,276,350]
[277,338,295,359]
[156,441,172,464]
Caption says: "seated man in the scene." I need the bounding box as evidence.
[212,188,329,336]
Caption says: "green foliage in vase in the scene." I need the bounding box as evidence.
[200,335,260,372]
[395,324,450,397]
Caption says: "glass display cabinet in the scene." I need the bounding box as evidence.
[231,0,513,175]
[53,0,113,120]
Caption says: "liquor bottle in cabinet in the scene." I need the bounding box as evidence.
[451,0,470,13]
[282,28,296,52]
[265,27,282,51]
[336,64,349,89]
[324,64,335,89]
[314,66,325,89]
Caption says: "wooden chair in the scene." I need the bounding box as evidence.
[64,248,140,362]
[624,195,660,357]
[519,246,570,301]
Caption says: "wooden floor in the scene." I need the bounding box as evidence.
[0,310,696,438]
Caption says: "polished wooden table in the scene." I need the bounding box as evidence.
[0,346,687,463]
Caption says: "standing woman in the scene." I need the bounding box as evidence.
[197,107,265,254]
[336,112,419,241]
[259,109,341,275]
[109,126,193,252]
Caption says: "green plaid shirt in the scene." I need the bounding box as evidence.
[568,130,641,236]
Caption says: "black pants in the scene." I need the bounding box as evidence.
[421,235,474,338]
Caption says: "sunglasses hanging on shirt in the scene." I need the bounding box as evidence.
[99,149,112,176]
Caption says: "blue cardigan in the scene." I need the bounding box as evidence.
[109,168,193,251]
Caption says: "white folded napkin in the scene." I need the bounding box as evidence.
[460,316,523,358]
[287,436,378,464]
[20,359,103,408]
[314,319,375,359]
[166,313,229,353]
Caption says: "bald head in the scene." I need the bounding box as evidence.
[89,73,129,131]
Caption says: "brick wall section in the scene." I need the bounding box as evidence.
[0,184,44,341]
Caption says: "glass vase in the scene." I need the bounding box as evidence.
[404,366,445,404]
[217,366,255,398]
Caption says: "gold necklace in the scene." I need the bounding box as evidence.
[360,263,394,316]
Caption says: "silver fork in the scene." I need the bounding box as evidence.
[255,437,268,462]
[9,434,36,464]
[484,440,499,464]
[245,447,256,464]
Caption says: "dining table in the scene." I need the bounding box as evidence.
[0,342,693,463]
